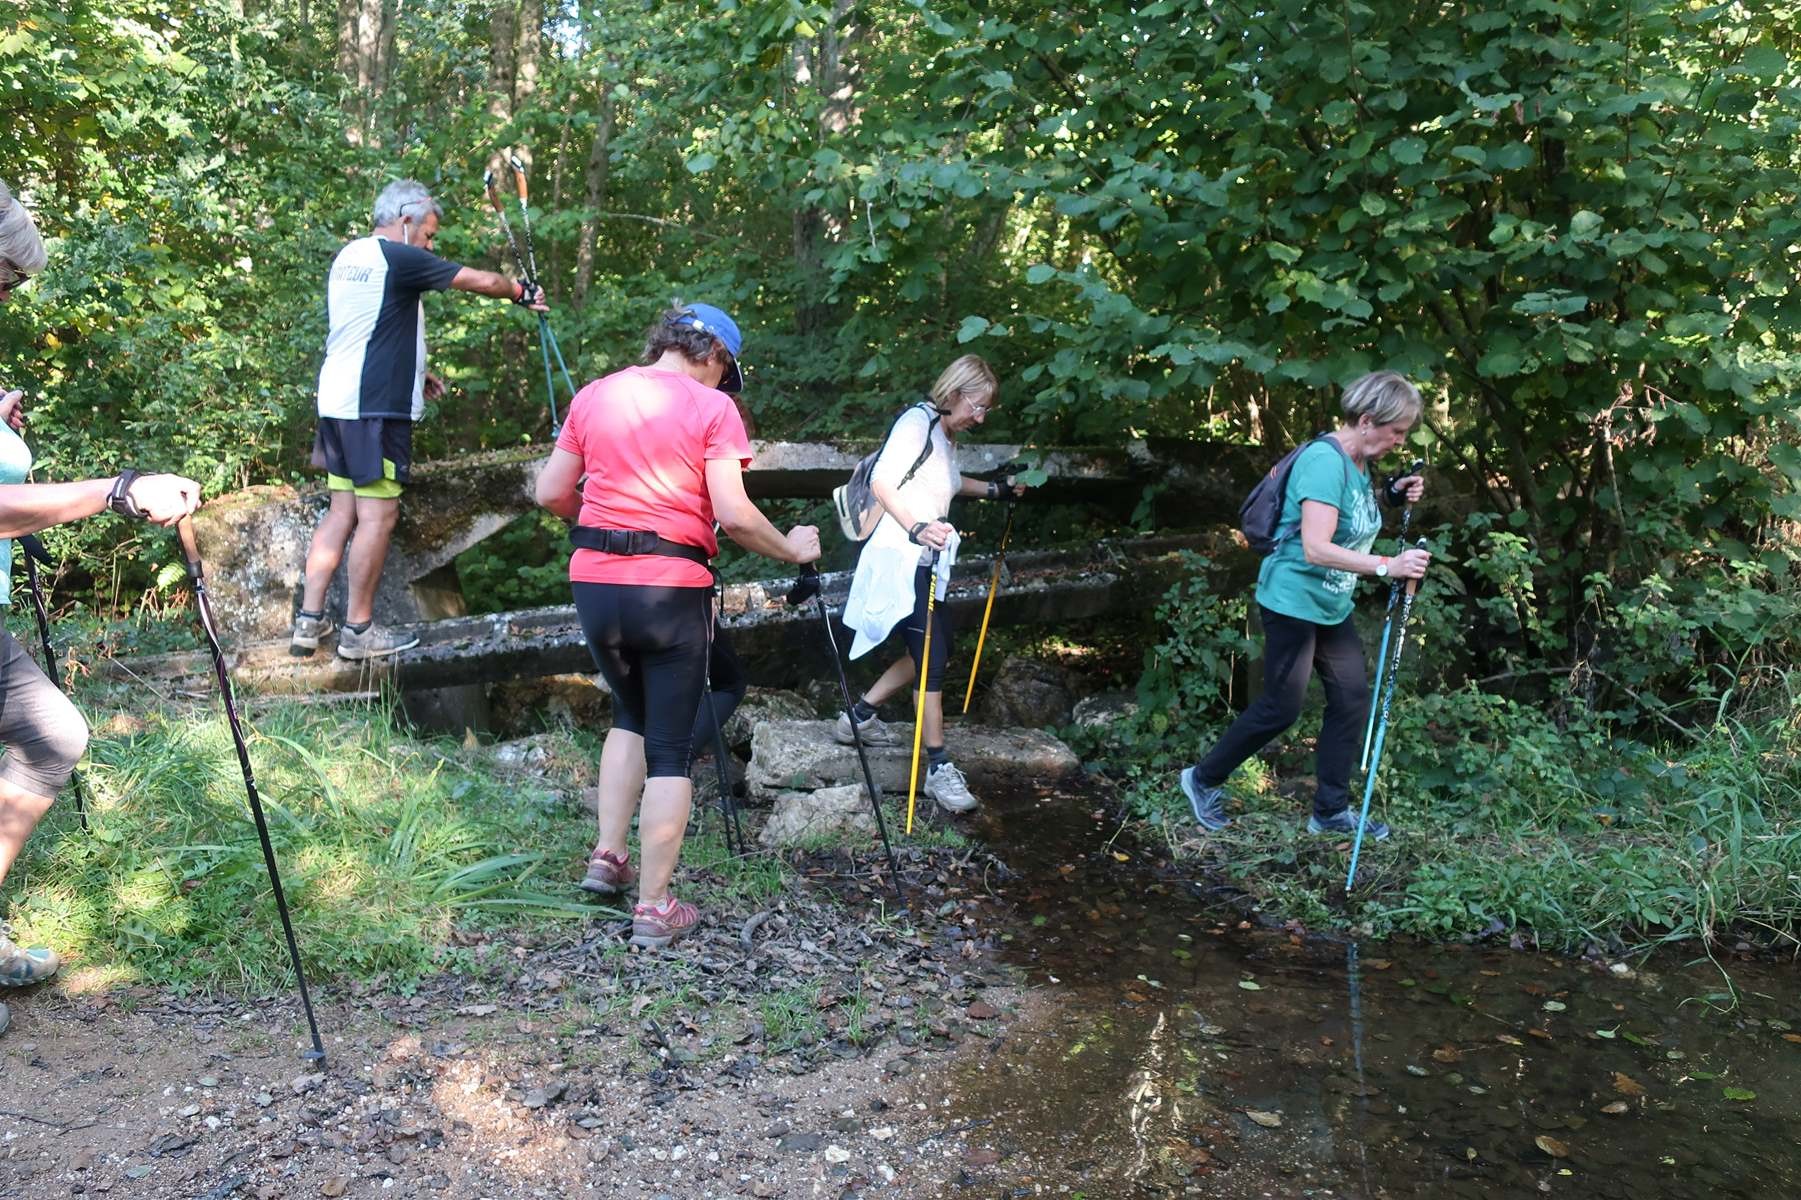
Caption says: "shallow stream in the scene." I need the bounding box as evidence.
[931,777,1801,1198]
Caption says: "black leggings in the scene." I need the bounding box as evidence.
[898,564,954,691]
[573,582,712,778]
[688,629,747,757]
[1190,606,1370,818]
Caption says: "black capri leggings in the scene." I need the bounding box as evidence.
[688,629,747,757]
[573,582,712,778]
[899,564,954,691]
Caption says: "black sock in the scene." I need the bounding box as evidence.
[927,745,949,769]
[850,699,878,723]
[345,620,371,634]
[298,609,324,621]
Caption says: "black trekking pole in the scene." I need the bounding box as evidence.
[18,535,87,833]
[787,565,905,904]
[1346,537,1427,894]
[701,608,747,859]
[175,517,327,1063]
[1361,459,1424,771]
[484,163,575,435]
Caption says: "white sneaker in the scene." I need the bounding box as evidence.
[924,760,978,813]
[336,623,420,661]
[833,709,896,746]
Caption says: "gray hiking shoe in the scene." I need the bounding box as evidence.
[0,1000,9,1036]
[0,930,61,987]
[1179,767,1231,832]
[336,623,420,661]
[924,760,979,813]
[289,613,335,657]
[1309,809,1390,841]
[833,709,896,746]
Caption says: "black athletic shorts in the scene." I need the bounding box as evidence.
[899,563,954,691]
[573,582,712,778]
[311,416,413,493]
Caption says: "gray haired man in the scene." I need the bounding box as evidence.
[293,179,550,659]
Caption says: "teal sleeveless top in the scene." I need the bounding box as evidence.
[0,424,34,607]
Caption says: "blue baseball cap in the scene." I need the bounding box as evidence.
[669,303,744,393]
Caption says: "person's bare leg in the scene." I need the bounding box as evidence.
[861,656,916,707]
[344,495,399,625]
[921,689,945,748]
[595,728,646,858]
[0,779,54,889]
[300,490,358,613]
[635,778,693,906]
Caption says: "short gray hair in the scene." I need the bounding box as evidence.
[1340,370,1422,427]
[0,179,48,275]
[373,180,441,228]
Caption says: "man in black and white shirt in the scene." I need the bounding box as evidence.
[292,179,549,660]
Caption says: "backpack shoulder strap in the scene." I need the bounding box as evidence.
[896,400,943,489]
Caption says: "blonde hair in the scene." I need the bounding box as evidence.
[929,354,998,411]
[1340,370,1421,427]
[0,179,47,275]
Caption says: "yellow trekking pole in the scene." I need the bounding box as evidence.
[961,497,1016,713]
[905,552,940,834]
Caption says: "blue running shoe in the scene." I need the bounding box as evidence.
[1179,767,1231,832]
[1309,809,1390,841]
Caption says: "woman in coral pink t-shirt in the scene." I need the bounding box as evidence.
[536,304,820,948]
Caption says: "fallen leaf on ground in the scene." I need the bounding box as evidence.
[1245,1110,1282,1128]
[1431,1045,1462,1064]
[1600,1101,1630,1115]
[1534,1135,1571,1159]
[1496,1034,1524,1046]
[1782,1033,1801,1045]
[1723,1087,1756,1102]
[1238,980,1263,991]
[1612,1072,1646,1098]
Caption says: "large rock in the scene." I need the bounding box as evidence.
[723,688,815,752]
[758,785,876,848]
[977,656,1075,728]
[1073,690,1140,729]
[745,719,1080,801]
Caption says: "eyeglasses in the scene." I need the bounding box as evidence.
[0,262,28,290]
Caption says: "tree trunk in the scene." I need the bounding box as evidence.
[574,90,618,304]
[516,0,542,103]
[789,0,861,343]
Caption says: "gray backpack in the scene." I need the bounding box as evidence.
[1239,435,1352,554]
[831,401,942,542]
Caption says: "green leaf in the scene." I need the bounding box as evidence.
[1569,210,1605,241]
[1390,136,1426,165]
[684,152,717,174]
[1025,263,1057,285]
[956,315,991,343]
[1734,45,1787,81]
[1723,1087,1756,1102]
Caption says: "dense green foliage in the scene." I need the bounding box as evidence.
[2,1,1799,948]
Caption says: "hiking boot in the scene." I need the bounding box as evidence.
[580,847,636,896]
[335,622,420,661]
[1309,809,1390,841]
[1179,767,1231,832]
[924,760,979,813]
[0,931,61,987]
[0,1000,9,1036]
[289,613,335,658]
[630,895,700,949]
[833,709,896,746]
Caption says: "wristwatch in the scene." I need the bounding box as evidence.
[1375,556,1390,578]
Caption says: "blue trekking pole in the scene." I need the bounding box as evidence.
[1361,459,1424,771]
[485,163,576,436]
[1346,537,1427,893]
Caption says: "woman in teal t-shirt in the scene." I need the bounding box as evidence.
[1179,372,1431,838]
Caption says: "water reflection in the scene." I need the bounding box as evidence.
[926,780,1801,1198]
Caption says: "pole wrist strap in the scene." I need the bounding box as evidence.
[108,470,143,519]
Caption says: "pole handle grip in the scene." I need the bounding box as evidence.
[483,169,506,213]
[786,563,821,606]
[176,516,204,583]
[509,154,529,202]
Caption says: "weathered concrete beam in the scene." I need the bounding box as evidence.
[189,439,1265,645]
[109,532,1244,695]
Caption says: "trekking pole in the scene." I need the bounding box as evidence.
[701,607,747,859]
[18,535,87,833]
[507,155,579,398]
[787,565,904,902]
[1346,538,1427,894]
[175,517,327,1063]
[484,164,575,436]
[904,552,939,835]
[1361,459,1424,771]
[960,496,1016,715]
